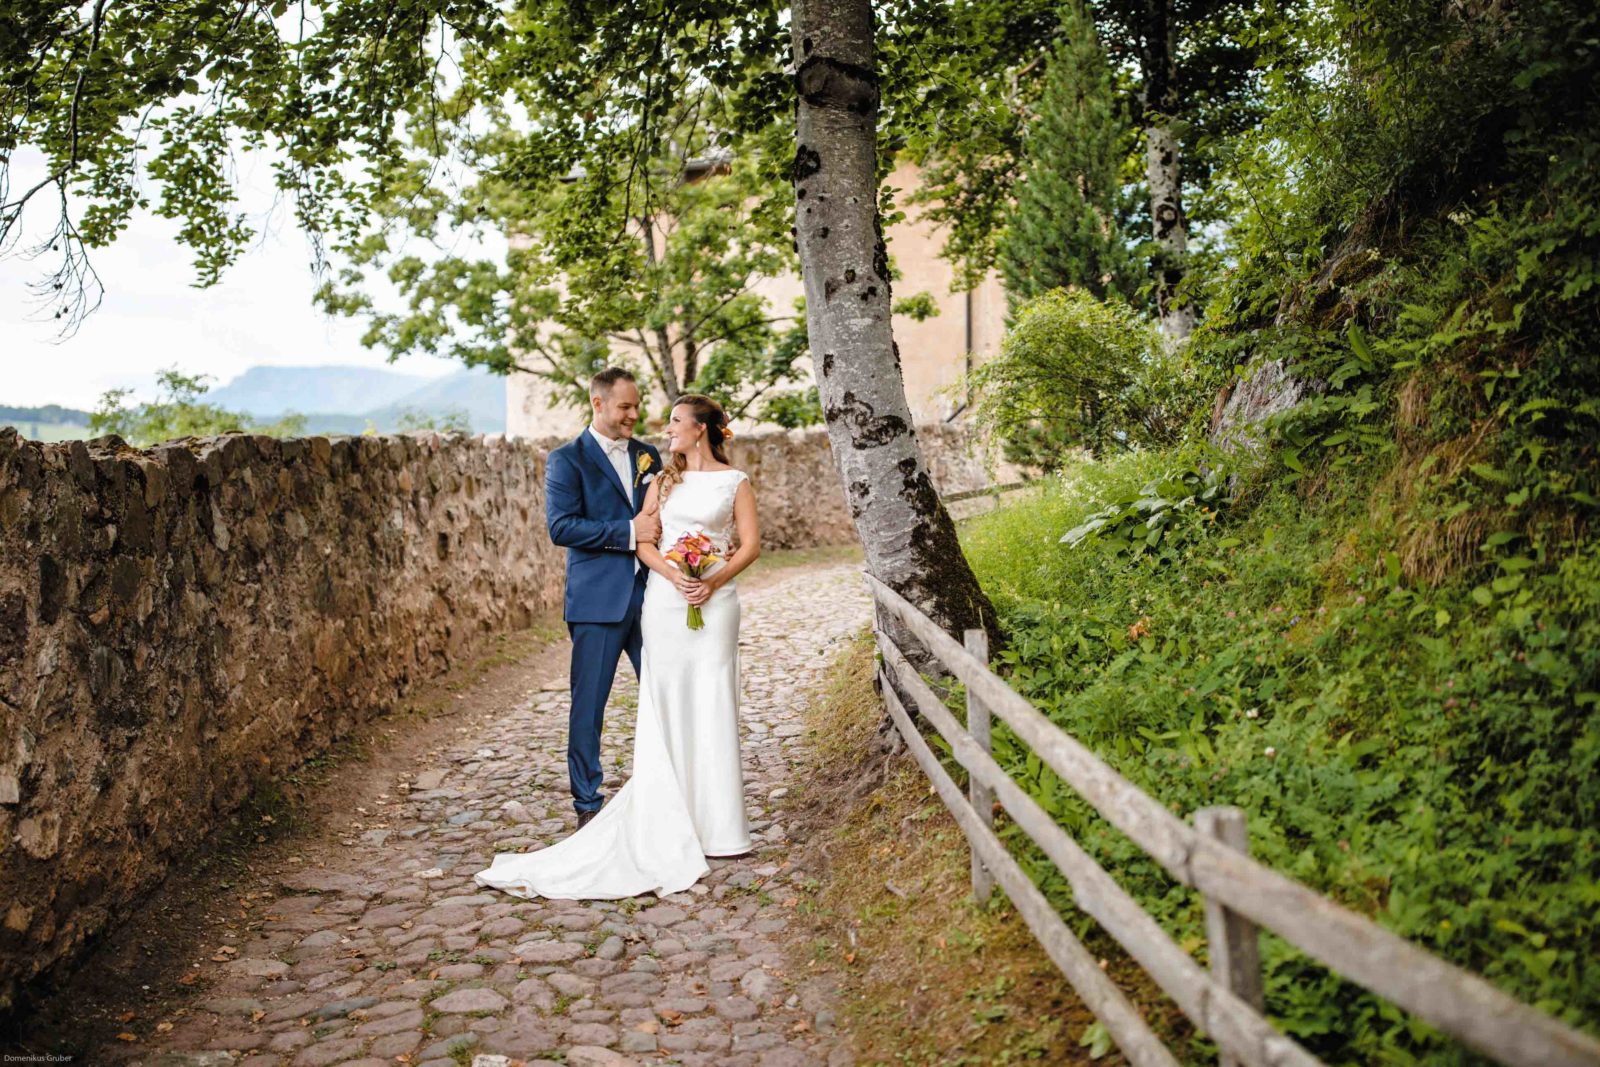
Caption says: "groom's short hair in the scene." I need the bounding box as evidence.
[590,367,636,398]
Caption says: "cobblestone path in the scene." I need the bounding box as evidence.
[119,562,869,1067]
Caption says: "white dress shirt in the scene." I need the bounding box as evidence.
[588,423,638,560]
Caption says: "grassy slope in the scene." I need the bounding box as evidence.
[958,452,1599,1064]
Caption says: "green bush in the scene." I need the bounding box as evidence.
[967,289,1200,469]
[89,367,305,447]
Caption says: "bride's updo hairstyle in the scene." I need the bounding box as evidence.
[656,393,733,503]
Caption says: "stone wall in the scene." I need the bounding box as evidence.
[0,428,565,1015]
[0,421,995,1015]
[715,422,999,549]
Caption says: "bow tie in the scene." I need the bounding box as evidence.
[600,437,627,457]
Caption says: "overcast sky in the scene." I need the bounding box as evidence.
[1,145,466,411]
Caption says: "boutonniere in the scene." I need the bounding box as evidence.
[633,451,654,487]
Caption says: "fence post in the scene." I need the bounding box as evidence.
[965,627,995,902]
[1196,806,1264,1066]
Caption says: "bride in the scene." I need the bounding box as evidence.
[474,394,760,899]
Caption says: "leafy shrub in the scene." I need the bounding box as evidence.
[967,288,1200,469]
[89,367,305,447]
[1059,459,1231,562]
[395,406,472,433]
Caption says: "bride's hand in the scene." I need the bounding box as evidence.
[672,571,708,604]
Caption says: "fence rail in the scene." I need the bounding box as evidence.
[940,479,1032,504]
[865,572,1600,1067]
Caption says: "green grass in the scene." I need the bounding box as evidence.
[7,421,91,443]
[959,450,1600,1064]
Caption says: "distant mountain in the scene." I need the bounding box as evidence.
[207,363,506,433]
[207,365,438,417]
[6,364,509,441]
[362,366,506,433]
[0,403,92,425]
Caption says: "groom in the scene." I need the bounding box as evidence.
[545,367,663,829]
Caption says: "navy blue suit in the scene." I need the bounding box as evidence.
[545,430,662,813]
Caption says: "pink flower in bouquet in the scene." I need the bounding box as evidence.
[664,528,721,630]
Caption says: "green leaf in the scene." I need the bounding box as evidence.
[1348,322,1375,365]
[1470,463,1510,483]
[1079,1022,1112,1059]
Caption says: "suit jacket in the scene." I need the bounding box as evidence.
[545,430,662,624]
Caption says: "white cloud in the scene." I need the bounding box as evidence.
[1,145,466,410]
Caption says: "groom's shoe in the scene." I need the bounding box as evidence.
[576,809,599,831]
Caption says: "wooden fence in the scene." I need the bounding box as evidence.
[941,479,1031,504]
[865,573,1600,1067]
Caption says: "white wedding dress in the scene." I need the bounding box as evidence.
[474,468,753,900]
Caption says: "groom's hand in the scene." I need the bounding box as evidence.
[633,507,661,544]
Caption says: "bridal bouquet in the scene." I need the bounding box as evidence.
[663,529,720,631]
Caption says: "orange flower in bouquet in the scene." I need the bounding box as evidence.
[663,528,721,630]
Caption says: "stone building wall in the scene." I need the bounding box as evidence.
[0,422,996,1014]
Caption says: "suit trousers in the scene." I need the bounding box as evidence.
[566,576,647,813]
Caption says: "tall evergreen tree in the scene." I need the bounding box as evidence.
[999,1,1137,311]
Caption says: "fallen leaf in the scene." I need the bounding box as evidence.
[844,952,857,964]
[117,1010,136,1023]
[155,1021,174,1034]
[177,973,200,986]
[251,1010,266,1023]
[790,1019,811,1033]
[116,1032,138,1042]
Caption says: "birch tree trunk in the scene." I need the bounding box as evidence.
[790,0,1000,647]
[1141,0,1196,342]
